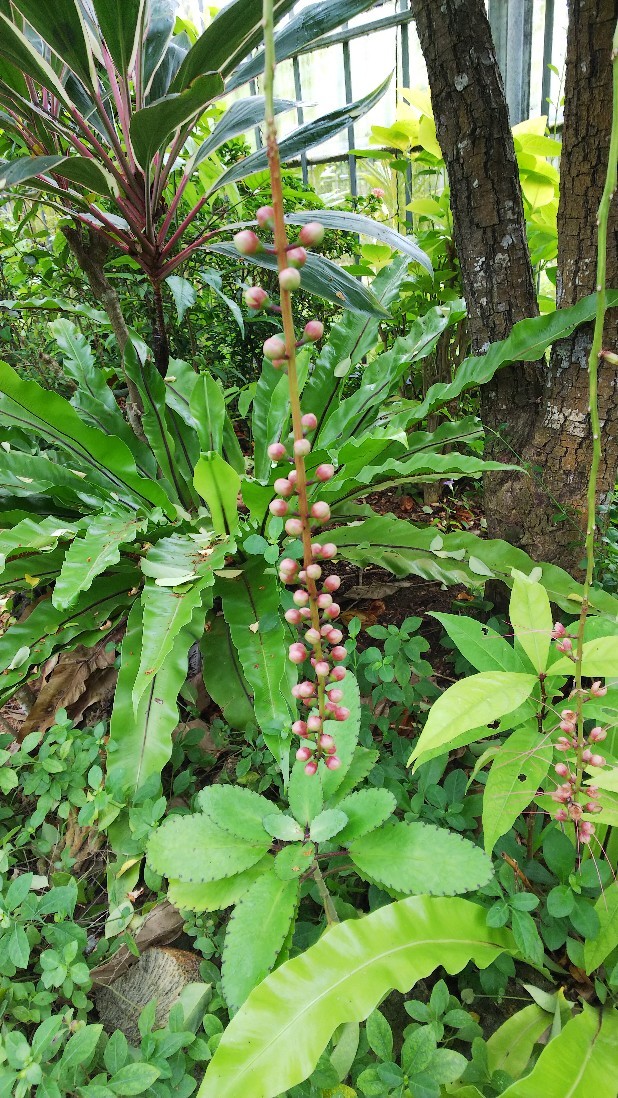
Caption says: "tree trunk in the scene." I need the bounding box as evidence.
[411,0,618,575]
[63,224,145,439]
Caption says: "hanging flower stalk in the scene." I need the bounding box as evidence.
[233,0,349,775]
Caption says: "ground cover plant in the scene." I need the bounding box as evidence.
[0,1,617,1097]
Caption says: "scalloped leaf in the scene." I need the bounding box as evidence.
[222,874,299,1011]
[309,809,348,844]
[196,785,273,843]
[198,896,515,1098]
[348,821,493,895]
[146,813,271,883]
[335,789,396,844]
[167,857,274,913]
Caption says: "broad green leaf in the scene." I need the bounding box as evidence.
[499,1005,618,1098]
[321,672,361,799]
[201,615,254,730]
[218,561,294,765]
[106,600,203,809]
[209,242,390,319]
[222,874,299,1011]
[482,725,552,854]
[171,0,296,89]
[194,452,241,535]
[211,77,390,194]
[0,517,76,574]
[0,14,71,105]
[52,513,142,610]
[109,1063,161,1095]
[288,757,324,826]
[329,451,517,505]
[287,210,432,274]
[262,813,304,842]
[486,1003,551,1079]
[196,786,273,844]
[168,857,273,913]
[584,882,618,973]
[124,342,191,506]
[409,672,537,768]
[431,613,526,674]
[336,789,396,844]
[348,821,493,896]
[146,813,271,883]
[330,747,379,802]
[0,153,116,197]
[550,636,618,677]
[0,448,107,511]
[198,896,515,1098]
[189,96,295,170]
[0,361,174,515]
[190,371,225,454]
[274,843,315,881]
[509,570,552,673]
[10,0,96,88]
[130,72,224,169]
[92,0,145,73]
[309,809,348,844]
[166,275,196,322]
[59,1024,103,1073]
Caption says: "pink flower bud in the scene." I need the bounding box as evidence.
[325,603,340,620]
[306,563,322,580]
[584,802,602,814]
[297,681,315,699]
[288,470,298,485]
[293,438,311,457]
[311,542,322,557]
[288,642,307,664]
[326,755,341,771]
[323,574,341,592]
[321,543,338,559]
[279,557,298,573]
[331,646,347,662]
[307,714,322,732]
[298,221,325,246]
[551,622,567,638]
[293,589,309,606]
[292,720,308,737]
[301,413,318,431]
[244,285,269,309]
[298,570,307,583]
[587,786,600,797]
[554,808,568,822]
[300,607,311,618]
[326,629,343,645]
[256,205,275,227]
[268,442,286,461]
[559,720,576,734]
[304,760,318,776]
[234,229,261,255]
[555,763,570,777]
[303,319,324,342]
[579,822,595,843]
[319,733,336,752]
[330,666,347,681]
[334,706,350,722]
[561,709,577,722]
[314,660,330,678]
[556,638,573,652]
[317,593,333,609]
[372,187,386,199]
[315,463,335,481]
[590,680,607,697]
[269,499,288,517]
[296,746,313,762]
[285,518,303,537]
[556,736,573,751]
[589,726,607,742]
[311,501,331,523]
[279,267,301,291]
[569,802,583,821]
[328,688,344,703]
[285,607,301,625]
[264,335,287,361]
[590,754,606,768]
[304,627,320,646]
[582,748,593,762]
[287,246,308,268]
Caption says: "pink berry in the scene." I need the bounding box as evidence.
[285,518,303,537]
[296,746,313,762]
[269,499,288,517]
[287,246,307,268]
[293,589,309,606]
[311,501,331,523]
[323,574,341,592]
[293,720,308,737]
[264,335,287,361]
[293,438,311,457]
[298,221,325,246]
[268,442,286,461]
[304,760,318,776]
[256,205,275,227]
[330,666,346,682]
[305,628,320,645]
[303,319,324,342]
[279,267,301,291]
[244,285,269,309]
[326,756,341,771]
[234,229,261,255]
[307,714,322,732]
[301,413,318,431]
[315,463,335,481]
[285,608,301,625]
[288,642,307,664]
[306,563,322,580]
[331,646,347,662]
[314,661,330,678]
[321,543,337,559]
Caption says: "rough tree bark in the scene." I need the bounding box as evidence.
[411,0,618,574]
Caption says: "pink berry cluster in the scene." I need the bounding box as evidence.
[235,208,325,367]
[551,674,607,844]
[268,437,348,775]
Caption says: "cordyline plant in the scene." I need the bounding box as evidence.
[0,0,433,377]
